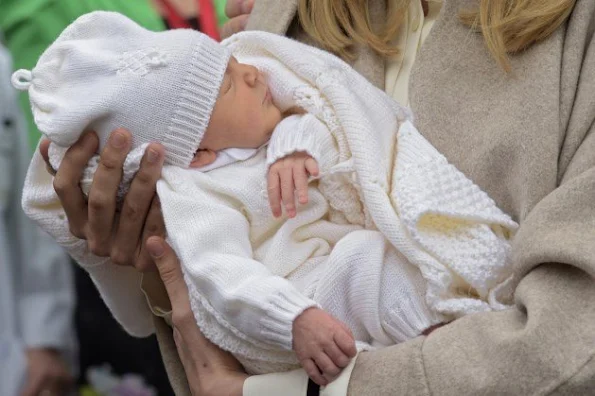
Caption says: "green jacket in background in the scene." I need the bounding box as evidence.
[0,0,166,151]
[214,0,229,28]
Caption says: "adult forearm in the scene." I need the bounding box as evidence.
[348,263,595,395]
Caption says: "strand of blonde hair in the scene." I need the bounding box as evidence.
[460,0,576,71]
[298,0,576,71]
[298,0,409,61]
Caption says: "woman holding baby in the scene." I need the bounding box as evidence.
[42,0,595,395]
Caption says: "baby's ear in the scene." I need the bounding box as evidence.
[189,149,217,168]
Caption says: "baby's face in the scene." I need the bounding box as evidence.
[199,57,282,151]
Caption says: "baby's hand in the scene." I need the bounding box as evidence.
[267,152,319,218]
[292,308,356,386]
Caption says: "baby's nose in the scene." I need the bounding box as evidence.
[243,65,259,86]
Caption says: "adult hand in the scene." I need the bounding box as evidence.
[21,348,73,396]
[39,129,166,271]
[220,0,254,39]
[147,237,248,396]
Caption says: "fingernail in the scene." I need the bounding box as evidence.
[147,148,160,164]
[147,238,164,258]
[111,130,127,148]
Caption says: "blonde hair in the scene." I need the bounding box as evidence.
[297,0,576,71]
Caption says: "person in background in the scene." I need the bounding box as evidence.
[0,40,75,396]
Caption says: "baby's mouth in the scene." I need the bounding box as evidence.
[263,87,271,104]
[258,72,271,105]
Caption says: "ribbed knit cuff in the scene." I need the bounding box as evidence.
[266,114,322,168]
[382,293,444,342]
[164,36,231,167]
[259,289,319,350]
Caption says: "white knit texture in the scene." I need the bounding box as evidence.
[21,31,519,374]
[12,11,230,168]
[266,114,323,167]
[48,142,147,200]
[224,31,518,319]
[22,152,154,337]
[48,143,263,201]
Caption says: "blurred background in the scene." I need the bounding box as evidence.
[0,1,229,394]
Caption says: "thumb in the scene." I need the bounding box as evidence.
[225,0,254,19]
[38,138,57,176]
[220,14,250,39]
[39,138,50,163]
[147,236,190,307]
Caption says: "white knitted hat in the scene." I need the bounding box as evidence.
[11,11,231,167]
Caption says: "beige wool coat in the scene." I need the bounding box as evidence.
[155,0,595,394]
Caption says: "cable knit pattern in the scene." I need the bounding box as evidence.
[21,30,518,374]
[226,32,518,319]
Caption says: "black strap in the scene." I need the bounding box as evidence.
[307,378,320,396]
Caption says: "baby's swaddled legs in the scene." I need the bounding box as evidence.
[314,230,441,347]
[378,245,443,344]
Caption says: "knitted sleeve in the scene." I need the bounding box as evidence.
[157,169,318,351]
[21,151,155,338]
[266,114,329,169]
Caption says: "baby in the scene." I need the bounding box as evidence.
[17,12,518,384]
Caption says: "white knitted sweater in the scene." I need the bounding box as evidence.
[223,32,518,314]
[22,32,518,373]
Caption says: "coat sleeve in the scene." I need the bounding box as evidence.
[347,4,595,395]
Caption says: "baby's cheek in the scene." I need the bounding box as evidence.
[245,116,270,144]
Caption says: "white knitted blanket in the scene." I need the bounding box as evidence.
[227,32,519,318]
[21,31,519,374]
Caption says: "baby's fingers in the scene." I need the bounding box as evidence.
[302,358,327,386]
[280,166,296,218]
[267,170,282,217]
[335,328,357,358]
[293,164,309,205]
[315,352,341,384]
[305,157,319,177]
[325,342,351,369]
